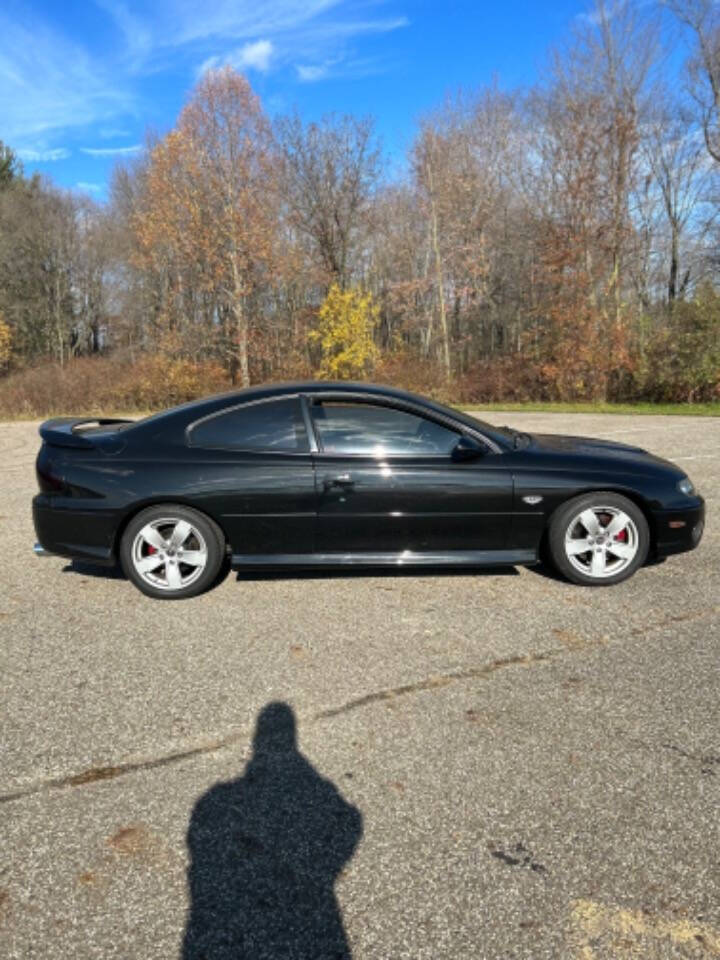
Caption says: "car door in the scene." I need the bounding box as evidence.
[307,395,513,555]
[185,394,316,555]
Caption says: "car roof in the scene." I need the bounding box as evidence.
[128,380,510,449]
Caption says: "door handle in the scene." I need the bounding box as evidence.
[323,473,354,492]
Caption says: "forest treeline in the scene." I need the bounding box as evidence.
[0,0,719,416]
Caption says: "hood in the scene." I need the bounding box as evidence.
[529,432,684,476]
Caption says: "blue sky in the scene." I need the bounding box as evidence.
[0,0,677,199]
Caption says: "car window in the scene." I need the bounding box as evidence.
[311,401,460,456]
[189,397,309,452]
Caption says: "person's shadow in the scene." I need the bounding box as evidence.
[182,702,362,959]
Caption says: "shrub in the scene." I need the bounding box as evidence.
[642,286,720,402]
[0,352,230,419]
[309,285,379,379]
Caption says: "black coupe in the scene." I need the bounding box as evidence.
[33,382,704,599]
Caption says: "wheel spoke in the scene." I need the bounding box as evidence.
[165,562,183,589]
[180,550,206,568]
[590,550,607,576]
[169,520,192,550]
[135,555,165,575]
[608,542,635,560]
[566,539,591,556]
[132,516,208,590]
[140,525,168,551]
[579,509,601,536]
[605,513,628,537]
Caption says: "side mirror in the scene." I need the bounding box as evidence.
[452,435,485,461]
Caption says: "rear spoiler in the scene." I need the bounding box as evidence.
[39,418,134,449]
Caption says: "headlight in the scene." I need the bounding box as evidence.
[678,477,695,496]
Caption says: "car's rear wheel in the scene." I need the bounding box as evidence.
[548,492,649,586]
[120,505,225,599]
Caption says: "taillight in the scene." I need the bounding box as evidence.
[36,447,65,494]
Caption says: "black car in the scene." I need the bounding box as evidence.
[32,381,704,599]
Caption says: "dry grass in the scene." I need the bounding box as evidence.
[1,352,717,420]
[0,353,230,419]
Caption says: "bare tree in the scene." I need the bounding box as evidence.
[666,0,720,163]
[0,178,80,364]
[275,113,381,289]
[558,0,659,327]
[641,95,716,303]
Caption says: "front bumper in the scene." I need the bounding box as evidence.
[652,497,705,558]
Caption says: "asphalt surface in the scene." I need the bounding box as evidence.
[1,412,718,959]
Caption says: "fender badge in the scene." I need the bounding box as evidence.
[522,495,543,505]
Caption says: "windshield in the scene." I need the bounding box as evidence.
[418,400,518,450]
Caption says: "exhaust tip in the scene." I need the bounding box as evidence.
[33,543,53,557]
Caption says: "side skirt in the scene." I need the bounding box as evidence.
[231,549,537,570]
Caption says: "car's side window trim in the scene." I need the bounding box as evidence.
[305,392,501,457]
[299,394,319,454]
[185,394,311,455]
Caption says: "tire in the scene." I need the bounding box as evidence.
[120,504,225,600]
[547,492,649,587]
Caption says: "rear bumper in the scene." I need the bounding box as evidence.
[651,497,705,559]
[32,495,117,566]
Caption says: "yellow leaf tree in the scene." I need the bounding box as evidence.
[310,285,379,379]
[0,312,11,370]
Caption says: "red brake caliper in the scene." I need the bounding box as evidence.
[601,512,627,542]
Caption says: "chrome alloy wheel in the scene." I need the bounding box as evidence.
[564,506,639,580]
[131,517,208,592]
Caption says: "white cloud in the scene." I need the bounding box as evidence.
[236,39,274,71]
[96,0,344,65]
[296,63,330,82]
[0,12,131,144]
[200,15,408,82]
[76,182,104,194]
[92,0,153,67]
[98,127,131,139]
[0,2,408,150]
[296,52,390,83]
[80,144,143,157]
[99,2,408,81]
[199,39,274,76]
[299,17,410,41]
[164,0,340,47]
[16,147,71,162]
[291,17,408,82]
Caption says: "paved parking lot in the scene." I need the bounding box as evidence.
[1,412,718,959]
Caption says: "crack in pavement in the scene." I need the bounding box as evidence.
[0,651,558,805]
[313,651,553,719]
[1,604,717,806]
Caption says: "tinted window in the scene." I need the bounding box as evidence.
[312,401,459,455]
[189,397,309,452]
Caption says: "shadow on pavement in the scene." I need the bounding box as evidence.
[59,558,520,585]
[61,558,234,587]
[235,564,520,583]
[182,702,362,960]
[62,560,126,579]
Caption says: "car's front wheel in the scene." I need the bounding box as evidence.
[548,492,649,586]
[120,505,225,599]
